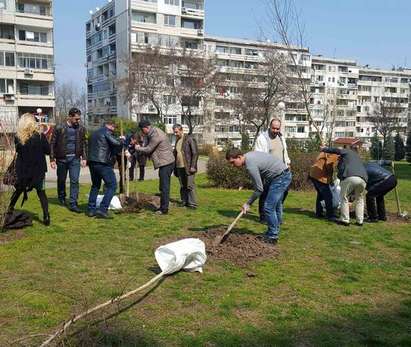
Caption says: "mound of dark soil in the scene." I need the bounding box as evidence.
[198,228,279,267]
[119,192,160,213]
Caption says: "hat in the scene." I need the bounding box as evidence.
[138,120,151,129]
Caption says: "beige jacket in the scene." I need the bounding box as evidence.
[137,127,174,169]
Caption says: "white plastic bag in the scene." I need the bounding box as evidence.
[330,179,341,209]
[89,195,122,210]
[155,238,207,275]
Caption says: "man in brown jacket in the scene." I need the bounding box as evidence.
[173,124,199,209]
[135,120,175,214]
[308,152,339,220]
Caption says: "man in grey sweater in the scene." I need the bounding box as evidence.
[226,148,292,244]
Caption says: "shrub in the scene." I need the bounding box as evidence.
[206,153,253,189]
[198,144,216,157]
[289,152,317,191]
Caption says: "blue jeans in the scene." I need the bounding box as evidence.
[88,162,117,214]
[264,170,292,240]
[57,157,80,207]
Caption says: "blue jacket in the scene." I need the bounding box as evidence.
[365,162,393,191]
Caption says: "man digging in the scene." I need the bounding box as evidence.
[226,148,292,245]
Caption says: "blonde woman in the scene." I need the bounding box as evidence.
[8,113,51,225]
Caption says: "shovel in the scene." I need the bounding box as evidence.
[213,211,244,246]
[391,162,408,218]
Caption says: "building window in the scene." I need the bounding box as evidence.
[17,3,49,15]
[0,79,14,94]
[181,19,202,29]
[0,0,6,9]
[132,11,157,24]
[164,115,177,125]
[165,0,179,5]
[19,82,50,96]
[5,52,14,66]
[0,24,15,40]
[17,53,52,70]
[164,15,176,27]
[297,126,305,133]
[19,30,48,43]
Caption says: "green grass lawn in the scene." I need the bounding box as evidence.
[0,163,410,346]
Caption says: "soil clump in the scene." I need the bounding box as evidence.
[198,228,279,267]
[119,192,160,213]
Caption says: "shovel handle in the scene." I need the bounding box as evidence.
[224,211,244,236]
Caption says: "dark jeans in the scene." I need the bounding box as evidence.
[88,162,117,214]
[158,162,174,212]
[57,157,80,207]
[310,178,336,218]
[129,156,136,181]
[176,168,197,207]
[366,175,397,221]
[139,165,145,180]
[264,170,292,239]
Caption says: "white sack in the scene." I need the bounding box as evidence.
[330,180,341,209]
[87,195,123,210]
[155,238,207,275]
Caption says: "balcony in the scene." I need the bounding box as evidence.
[181,7,205,19]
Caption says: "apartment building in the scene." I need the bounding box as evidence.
[86,0,205,128]
[204,35,311,147]
[86,0,411,147]
[0,0,54,132]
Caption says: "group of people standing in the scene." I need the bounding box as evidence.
[7,110,199,224]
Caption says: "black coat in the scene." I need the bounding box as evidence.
[15,133,50,189]
[50,123,87,161]
[322,147,368,182]
[88,127,123,165]
[365,162,393,191]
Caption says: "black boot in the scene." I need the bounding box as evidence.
[43,213,50,226]
[37,190,50,226]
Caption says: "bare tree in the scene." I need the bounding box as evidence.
[227,49,294,144]
[55,81,87,124]
[170,48,219,134]
[121,47,172,124]
[369,99,407,146]
[263,0,323,141]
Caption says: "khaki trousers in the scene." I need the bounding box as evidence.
[340,176,367,224]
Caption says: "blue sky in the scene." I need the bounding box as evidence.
[54,0,411,87]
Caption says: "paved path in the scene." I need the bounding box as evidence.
[45,158,208,188]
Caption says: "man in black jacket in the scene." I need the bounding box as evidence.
[87,120,124,218]
[321,146,368,226]
[50,108,87,212]
[173,124,199,208]
[365,161,397,222]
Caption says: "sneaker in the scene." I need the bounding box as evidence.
[96,211,113,219]
[155,209,168,215]
[366,218,378,223]
[86,211,96,218]
[327,216,338,222]
[69,205,82,213]
[355,222,363,227]
[185,205,197,210]
[336,220,350,227]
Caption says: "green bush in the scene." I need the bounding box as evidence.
[289,152,317,191]
[206,153,253,189]
[198,144,215,157]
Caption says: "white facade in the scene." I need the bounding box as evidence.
[0,0,55,132]
[86,0,411,147]
[86,0,205,129]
